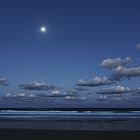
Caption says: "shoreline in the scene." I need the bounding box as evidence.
[1,108,140,111]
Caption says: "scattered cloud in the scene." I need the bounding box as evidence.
[100,57,132,69]
[19,81,54,90]
[27,94,36,98]
[15,93,26,97]
[0,78,8,86]
[77,76,115,87]
[2,92,36,98]
[64,96,76,100]
[136,87,140,92]
[5,93,11,97]
[49,90,71,97]
[135,43,140,50]
[36,89,76,98]
[96,95,111,101]
[96,85,132,94]
[132,87,140,94]
[111,66,140,81]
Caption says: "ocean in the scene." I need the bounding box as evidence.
[0,110,140,130]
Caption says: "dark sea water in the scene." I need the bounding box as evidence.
[0,110,140,130]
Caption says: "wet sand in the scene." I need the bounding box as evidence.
[0,119,140,131]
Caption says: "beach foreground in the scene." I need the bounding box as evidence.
[0,129,140,140]
[1,110,140,139]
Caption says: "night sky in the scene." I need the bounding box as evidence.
[0,0,140,107]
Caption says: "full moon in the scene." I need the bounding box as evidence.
[40,26,47,33]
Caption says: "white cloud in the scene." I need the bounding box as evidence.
[135,43,140,50]
[36,89,76,98]
[5,93,11,97]
[49,90,68,97]
[3,92,36,98]
[19,81,54,90]
[77,76,115,87]
[136,87,140,92]
[15,93,26,97]
[96,85,132,94]
[0,78,8,86]
[132,87,140,94]
[100,57,132,69]
[64,96,75,100]
[27,94,36,98]
[111,66,140,81]
[96,95,110,101]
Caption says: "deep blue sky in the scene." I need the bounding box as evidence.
[0,0,140,94]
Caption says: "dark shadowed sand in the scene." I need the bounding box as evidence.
[0,129,140,140]
[0,119,140,139]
